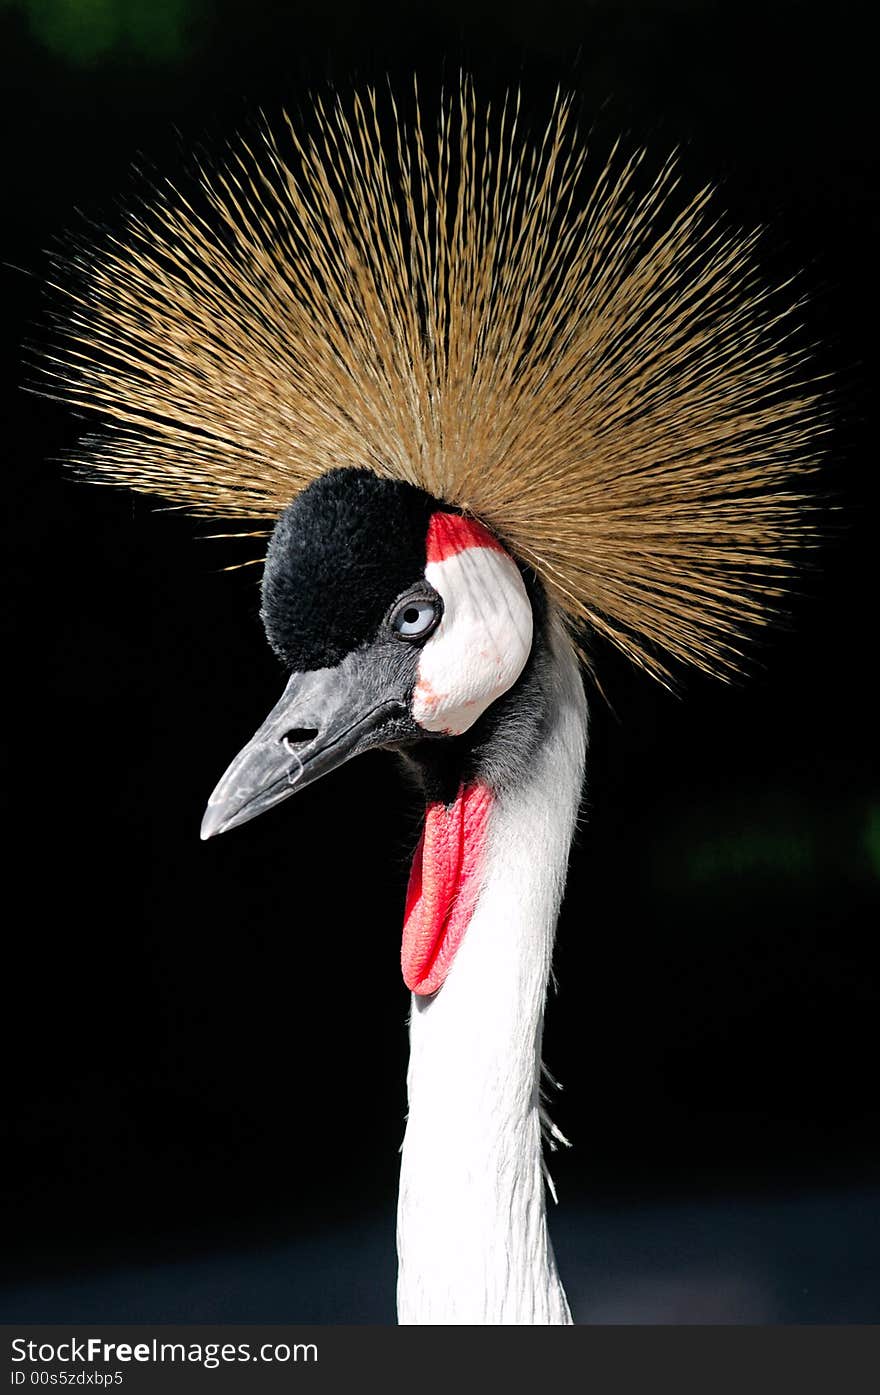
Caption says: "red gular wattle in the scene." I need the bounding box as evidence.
[401,781,493,996]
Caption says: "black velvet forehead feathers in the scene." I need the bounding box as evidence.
[261,468,443,671]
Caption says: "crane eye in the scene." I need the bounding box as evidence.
[391,596,440,640]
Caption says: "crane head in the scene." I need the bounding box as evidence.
[200,467,533,842]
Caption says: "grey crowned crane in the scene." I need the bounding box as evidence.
[43,81,822,1324]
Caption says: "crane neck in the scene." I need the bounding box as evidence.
[395,611,587,1324]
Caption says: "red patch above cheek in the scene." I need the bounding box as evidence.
[425,511,506,563]
[401,782,493,996]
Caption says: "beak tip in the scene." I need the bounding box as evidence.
[200,803,226,841]
[197,665,396,845]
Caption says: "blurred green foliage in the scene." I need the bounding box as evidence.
[686,827,813,885]
[865,805,880,879]
[2,0,193,64]
[651,797,880,889]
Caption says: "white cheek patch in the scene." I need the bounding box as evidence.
[412,514,533,736]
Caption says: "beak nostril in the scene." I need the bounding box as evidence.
[283,727,319,750]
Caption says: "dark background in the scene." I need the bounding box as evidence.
[2,0,877,1323]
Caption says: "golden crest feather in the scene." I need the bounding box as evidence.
[42,77,825,681]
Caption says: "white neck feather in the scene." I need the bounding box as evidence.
[396,617,588,1324]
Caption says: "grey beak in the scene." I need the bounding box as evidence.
[200,659,410,840]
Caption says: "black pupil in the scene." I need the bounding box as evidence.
[403,607,421,625]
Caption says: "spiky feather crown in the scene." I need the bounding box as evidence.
[43,79,823,682]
